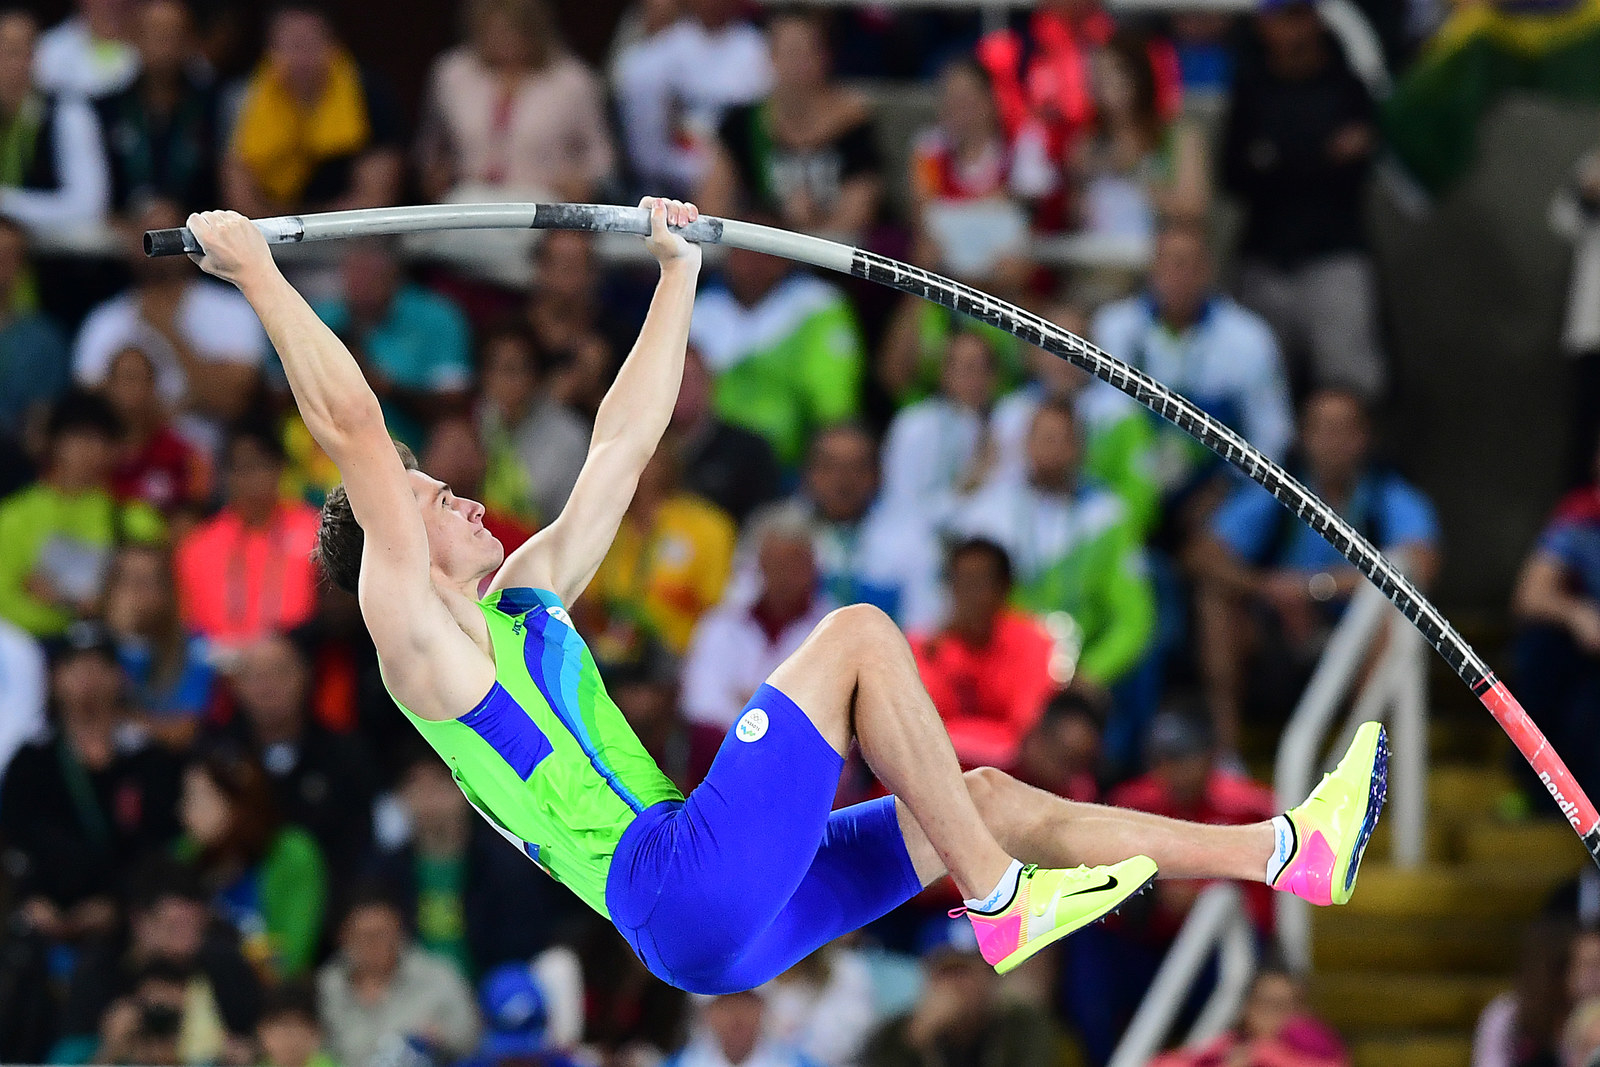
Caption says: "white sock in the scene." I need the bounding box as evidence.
[1265,815,1297,885]
[964,859,1025,915]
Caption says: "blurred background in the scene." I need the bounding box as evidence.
[2,0,1600,1063]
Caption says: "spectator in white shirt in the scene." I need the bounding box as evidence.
[32,0,138,98]
[0,616,46,788]
[880,331,1001,525]
[682,514,830,778]
[611,0,771,196]
[991,301,1162,539]
[72,199,266,456]
[741,424,944,631]
[1090,218,1292,532]
[0,11,111,238]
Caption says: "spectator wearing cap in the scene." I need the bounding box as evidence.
[611,0,772,197]
[259,981,341,1067]
[1012,688,1105,802]
[1221,0,1386,400]
[0,216,71,442]
[369,752,578,983]
[0,10,112,238]
[73,199,268,456]
[462,953,586,1067]
[0,622,184,947]
[55,855,262,1066]
[861,917,1058,1067]
[683,515,831,781]
[688,228,865,471]
[742,424,943,631]
[696,11,882,244]
[220,632,378,883]
[91,0,222,217]
[667,988,819,1067]
[317,888,482,1067]
[476,322,590,531]
[312,238,474,451]
[1511,429,1600,806]
[910,538,1070,771]
[949,397,1155,691]
[223,3,404,218]
[101,345,212,521]
[582,434,737,660]
[671,344,782,527]
[1193,387,1440,757]
[0,389,164,637]
[103,542,216,747]
[174,422,320,656]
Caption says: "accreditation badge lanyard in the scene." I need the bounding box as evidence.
[224,512,287,635]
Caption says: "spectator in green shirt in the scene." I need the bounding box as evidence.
[0,389,163,637]
[177,747,328,980]
[950,397,1156,690]
[688,220,864,469]
[370,751,579,983]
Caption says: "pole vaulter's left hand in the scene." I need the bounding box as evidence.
[640,196,701,271]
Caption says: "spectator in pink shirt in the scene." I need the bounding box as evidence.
[1150,964,1348,1067]
[418,0,614,205]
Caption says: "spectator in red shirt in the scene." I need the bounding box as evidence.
[1109,708,1277,934]
[175,423,319,658]
[911,538,1071,770]
[1064,708,1276,1062]
[102,344,210,525]
[976,0,1180,190]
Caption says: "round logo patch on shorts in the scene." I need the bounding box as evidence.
[735,708,769,743]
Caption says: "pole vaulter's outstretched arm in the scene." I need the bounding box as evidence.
[487,197,702,607]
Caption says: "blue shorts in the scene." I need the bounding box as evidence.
[605,684,923,994]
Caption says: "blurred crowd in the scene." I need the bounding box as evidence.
[2,0,1600,1065]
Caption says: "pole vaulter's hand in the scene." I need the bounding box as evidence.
[640,196,701,271]
[186,210,276,291]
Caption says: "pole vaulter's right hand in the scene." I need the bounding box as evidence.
[186,210,277,291]
[640,196,701,271]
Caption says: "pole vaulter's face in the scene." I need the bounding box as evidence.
[407,468,505,581]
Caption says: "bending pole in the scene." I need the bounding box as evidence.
[147,203,1600,867]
